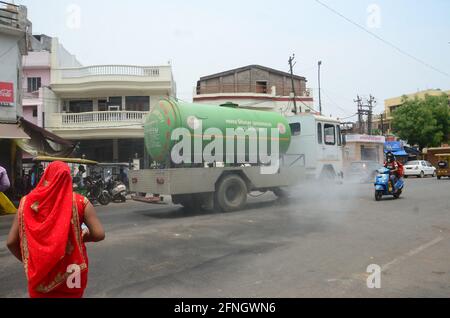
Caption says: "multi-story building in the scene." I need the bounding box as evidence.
[40,38,175,167]
[0,1,31,185]
[374,89,450,134]
[22,34,52,127]
[0,2,30,123]
[193,65,314,115]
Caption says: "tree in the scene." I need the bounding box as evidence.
[391,94,449,150]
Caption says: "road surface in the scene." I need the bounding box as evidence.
[0,177,449,297]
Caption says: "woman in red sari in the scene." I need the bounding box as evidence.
[6,161,105,298]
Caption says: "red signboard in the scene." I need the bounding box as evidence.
[0,82,14,104]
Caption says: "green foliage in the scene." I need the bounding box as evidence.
[391,94,449,149]
[371,128,382,135]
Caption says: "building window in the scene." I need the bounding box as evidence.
[32,108,37,117]
[361,145,378,161]
[317,123,322,144]
[69,100,93,113]
[125,96,150,111]
[108,97,122,110]
[289,122,301,136]
[98,99,108,111]
[324,124,336,145]
[255,81,267,94]
[27,77,41,92]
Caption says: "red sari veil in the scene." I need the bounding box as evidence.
[18,161,87,297]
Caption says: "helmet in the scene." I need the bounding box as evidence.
[386,151,395,163]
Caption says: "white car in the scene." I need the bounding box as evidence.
[403,160,436,178]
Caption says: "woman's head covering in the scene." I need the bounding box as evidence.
[19,161,86,294]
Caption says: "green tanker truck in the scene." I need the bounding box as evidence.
[130,99,306,212]
[144,99,292,166]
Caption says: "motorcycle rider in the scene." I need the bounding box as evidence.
[384,151,402,190]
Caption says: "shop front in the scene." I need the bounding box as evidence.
[343,134,386,168]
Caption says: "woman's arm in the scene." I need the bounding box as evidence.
[82,202,105,243]
[6,214,22,262]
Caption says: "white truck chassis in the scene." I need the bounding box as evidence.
[130,162,305,212]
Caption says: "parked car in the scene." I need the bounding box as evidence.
[403,160,436,178]
[346,161,383,183]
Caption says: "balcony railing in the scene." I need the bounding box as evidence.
[62,111,146,124]
[59,65,161,79]
[49,111,148,129]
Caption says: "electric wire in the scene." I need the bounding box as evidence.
[314,0,450,78]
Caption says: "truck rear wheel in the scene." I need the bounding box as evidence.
[215,174,248,212]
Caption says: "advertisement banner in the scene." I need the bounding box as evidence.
[0,82,14,105]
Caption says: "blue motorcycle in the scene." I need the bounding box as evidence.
[374,167,404,201]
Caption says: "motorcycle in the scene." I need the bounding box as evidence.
[74,174,111,205]
[105,176,127,203]
[374,167,404,201]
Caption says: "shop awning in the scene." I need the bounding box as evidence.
[0,123,30,139]
[15,118,76,157]
[392,150,408,156]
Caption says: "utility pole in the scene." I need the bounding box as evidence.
[355,95,376,135]
[318,61,322,115]
[288,54,297,114]
[355,95,363,134]
[367,95,374,135]
[380,112,384,135]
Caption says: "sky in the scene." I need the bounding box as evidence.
[18,0,450,119]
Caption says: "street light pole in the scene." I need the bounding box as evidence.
[318,61,322,115]
[288,54,297,114]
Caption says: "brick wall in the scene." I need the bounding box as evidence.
[197,66,307,96]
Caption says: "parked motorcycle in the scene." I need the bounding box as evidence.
[74,174,111,205]
[374,167,404,201]
[105,176,127,203]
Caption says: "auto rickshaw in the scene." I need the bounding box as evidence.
[436,153,450,180]
[32,156,110,204]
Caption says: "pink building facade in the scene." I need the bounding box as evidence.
[22,37,52,127]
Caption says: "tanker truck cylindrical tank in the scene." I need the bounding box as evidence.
[144,99,291,165]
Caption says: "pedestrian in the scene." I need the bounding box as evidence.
[23,172,31,195]
[6,161,105,298]
[0,164,11,193]
[30,163,44,189]
[119,167,129,188]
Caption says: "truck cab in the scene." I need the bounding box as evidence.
[285,113,343,180]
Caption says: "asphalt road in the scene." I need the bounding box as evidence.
[1,177,449,298]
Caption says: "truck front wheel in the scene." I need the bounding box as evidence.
[215,174,248,212]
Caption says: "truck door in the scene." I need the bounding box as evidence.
[322,123,338,161]
[284,121,305,168]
